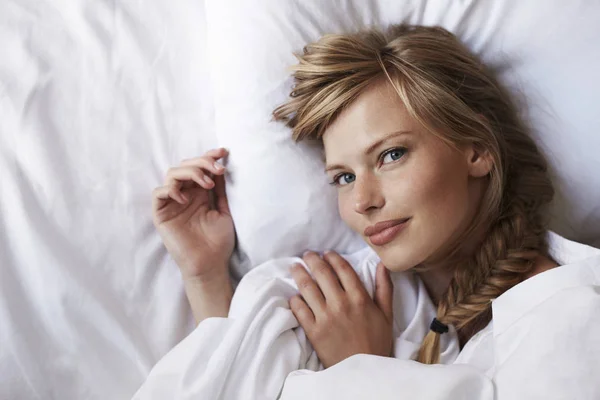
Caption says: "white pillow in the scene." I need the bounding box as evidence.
[206,0,600,276]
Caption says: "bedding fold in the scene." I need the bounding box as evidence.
[132,246,460,399]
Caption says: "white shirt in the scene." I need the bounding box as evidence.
[281,232,600,399]
[133,232,600,400]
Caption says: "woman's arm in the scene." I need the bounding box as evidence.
[151,148,236,324]
[184,269,233,324]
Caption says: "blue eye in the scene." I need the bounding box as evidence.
[329,147,406,187]
[381,148,406,164]
[330,173,355,186]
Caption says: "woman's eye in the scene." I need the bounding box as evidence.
[331,173,356,186]
[381,147,406,164]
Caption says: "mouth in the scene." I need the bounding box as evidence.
[365,218,410,246]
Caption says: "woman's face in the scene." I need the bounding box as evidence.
[322,80,491,271]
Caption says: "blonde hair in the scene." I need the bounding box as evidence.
[273,24,554,364]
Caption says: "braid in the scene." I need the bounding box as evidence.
[418,145,553,364]
[417,209,541,363]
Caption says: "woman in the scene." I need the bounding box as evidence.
[149,25,600,398]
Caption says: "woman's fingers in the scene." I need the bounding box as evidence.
[374,262,394,323]
[290,263,326,316]
[180,150,231,215]
[153,148,229,213]
[165,166,215,190]
[181,147,228,164]
[322,251,369,300]
[213,173,231,215]
[180,151,228,176]
[289,294,315,329]
[302,252,345,302]
[152,185,186,213]
[170,148,228,193]
[153,185,187,204]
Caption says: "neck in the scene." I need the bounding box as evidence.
[416,263,454,305]
[416,223,487,305]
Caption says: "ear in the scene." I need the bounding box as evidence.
[465,144,494,178]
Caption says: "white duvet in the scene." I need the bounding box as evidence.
[133,246,460,399]
[3,1,600,399]
[135,233,600,400]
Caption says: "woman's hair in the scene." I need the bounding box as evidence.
[273,24,555,364]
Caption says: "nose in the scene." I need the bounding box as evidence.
[353,175,385,214]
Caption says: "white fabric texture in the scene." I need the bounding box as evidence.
[133,246,460,399]
[134,232,600,399]
[0,1,216,398]
[207,0,600,278]
[280,232,600,399]
[3,1,600,399]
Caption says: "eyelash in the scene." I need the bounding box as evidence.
[328,147,407,187]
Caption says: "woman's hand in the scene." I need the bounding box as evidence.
[152,148,235,282]
[289,251,394,369]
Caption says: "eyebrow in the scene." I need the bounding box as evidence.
[324,130,411,172]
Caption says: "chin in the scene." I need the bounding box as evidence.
[359,218,427,272]
[370,243,420,273]
[366,224,434,271]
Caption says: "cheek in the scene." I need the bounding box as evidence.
[379,152,471,270]
[419,167,465,207]
[408,152,471,231]
[337,195,356,228]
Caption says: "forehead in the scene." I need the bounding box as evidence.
[322,80,418,158]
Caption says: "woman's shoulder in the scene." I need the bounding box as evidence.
[523,254,559,280]
[491,232,600,336]
[523,230,600,280]
[545,230,600,266]
[489,280,600,398]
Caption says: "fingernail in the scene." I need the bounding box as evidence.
[182,193,189,202]
[303,250,312,257]
[204,175,213,184]
[214,162,224,170]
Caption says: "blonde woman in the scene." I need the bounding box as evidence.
[148,25,600,399]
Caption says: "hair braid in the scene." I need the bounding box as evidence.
[418,151,553,364]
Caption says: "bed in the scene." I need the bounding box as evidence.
[2,1,599,399]
[1,1,216,398]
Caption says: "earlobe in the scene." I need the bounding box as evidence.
[467,146,494,178]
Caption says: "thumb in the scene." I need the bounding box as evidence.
[374,262,394,323]
[213,174,231,216]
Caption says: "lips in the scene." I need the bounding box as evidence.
[364,218,410,237]
[364,218,410,246]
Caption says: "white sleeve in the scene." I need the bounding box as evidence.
[280,284,600,400]
[132,257,318,400]
[280,355,494,400]
[492,285,600,399]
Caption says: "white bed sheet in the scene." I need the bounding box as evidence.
[0,1,215,398]
[3,1,600,399]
